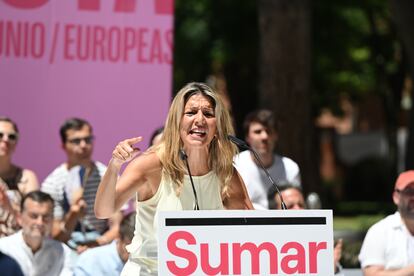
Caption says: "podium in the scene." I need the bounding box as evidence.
[158,210,334,275]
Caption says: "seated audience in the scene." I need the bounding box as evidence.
[234,109,301,210]
[74,211,136,276]
[270,184,343,275]
[0,116,38,237]
[0,191,73,275]
[0,251,24,276]
[41,118,122,253]
[359,170,414,275]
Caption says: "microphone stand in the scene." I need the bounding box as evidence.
[179,150,200,210]
[228,135,287,210]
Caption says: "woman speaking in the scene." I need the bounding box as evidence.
[95,82,253,275]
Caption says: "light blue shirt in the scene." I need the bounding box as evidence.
[74,241,124,276]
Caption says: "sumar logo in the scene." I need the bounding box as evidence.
[166,230,327,275]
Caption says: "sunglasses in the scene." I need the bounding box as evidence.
[395,188,414,197]
[0,132,18,142]
[67,136,94,145]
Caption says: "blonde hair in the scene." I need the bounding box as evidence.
[155,82,237,195]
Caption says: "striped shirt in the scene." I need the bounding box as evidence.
[41,161,108,234]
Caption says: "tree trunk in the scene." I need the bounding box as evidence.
[389,0,414,170]
[258,0,318,193]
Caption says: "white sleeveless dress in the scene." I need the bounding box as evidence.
[121,171,224,275]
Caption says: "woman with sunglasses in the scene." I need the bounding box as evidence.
[0,117,39,237]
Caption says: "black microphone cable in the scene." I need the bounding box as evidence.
[228,135,287,210]
[179,149,200,210]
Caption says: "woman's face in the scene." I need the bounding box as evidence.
[180,94,217,149]
[0,121,18,158]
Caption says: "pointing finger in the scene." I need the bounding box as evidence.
[125,136,142,146]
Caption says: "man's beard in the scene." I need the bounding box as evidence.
[399,201,414,219]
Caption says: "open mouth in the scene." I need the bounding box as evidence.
[189,129,207,138]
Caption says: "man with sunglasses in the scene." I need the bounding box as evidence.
[359,170,414,275]
[41,118,121,253]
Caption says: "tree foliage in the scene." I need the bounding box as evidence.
[174,0,404,127]
[312,0,403,119]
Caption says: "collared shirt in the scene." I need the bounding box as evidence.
[234,150,301,210]
[359,211,414,269]
[41,162,108,233]
[74,241,124,276]
[0,231,73,276]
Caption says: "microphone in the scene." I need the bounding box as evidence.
[228,135,287,210]
[179,149,200,210]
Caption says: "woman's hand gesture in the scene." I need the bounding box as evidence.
[111,136,142,166]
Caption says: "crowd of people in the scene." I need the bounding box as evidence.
[1,82,414,275]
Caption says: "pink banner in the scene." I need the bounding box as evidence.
[0,0,174,180]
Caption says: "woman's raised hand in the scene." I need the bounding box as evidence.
[111,136,142,165]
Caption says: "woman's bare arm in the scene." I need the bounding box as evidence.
[94,137,161,218]
[223,168,254,210]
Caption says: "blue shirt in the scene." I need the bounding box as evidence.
[74,241,124,276]
[0,252,24,276]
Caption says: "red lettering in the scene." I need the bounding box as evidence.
[167,231,197,275]
[162,235,328,275]
[64,24,75,60]
[154,0,173,15]
[149,29,162,63]
[309,242,327,273]
[76,25,90,61]
[137,28,149,63]
[6,21,20,56]
[114,0,136,12]
[60,24,171,64]
[107,27,121,62]
[1,21,44,59]
[280,242,306,274]
[31,22,44,58]
[200,243,229,275]
[123,27,136,62]
[78,0,100,11]
[4,0,49,9]
[164,29,173,64]
[232,242,278,275]
[23,21,29,57]
[77,0,172,14]
[92,26,106,61]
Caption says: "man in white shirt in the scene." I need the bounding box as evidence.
[74,212,136,276]
[0,191,73,275]
[234,109,301,209]
[41,118,122,253]
[359,170,414,275]
[271,184,344,275]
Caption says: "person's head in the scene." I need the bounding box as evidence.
[0,117,19,159]
[393,170,414,220]
[18,191,54,243]
[269,184,306,210]
[60,118,94,164]
[149,126,164,147]
[117,212,136,262]
[158,82,237,194]
[243,109,278,156]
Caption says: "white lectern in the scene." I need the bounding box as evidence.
[158,210,334,275]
